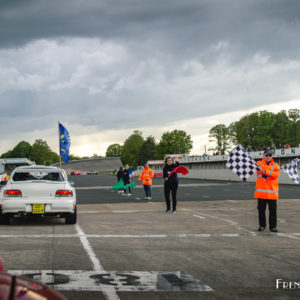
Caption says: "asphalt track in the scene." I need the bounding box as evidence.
[74,175,300,204]
[0,175,299,300]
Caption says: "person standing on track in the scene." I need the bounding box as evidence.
[122,164,132,196]
[255,149,281,232]
[116,167,124,194]
[163,156,180,213]
[138,163,154,200]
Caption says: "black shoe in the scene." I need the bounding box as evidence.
[270,228,278,233]
[258,226,265,232]
[165,209,170,213]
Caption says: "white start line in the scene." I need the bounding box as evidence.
[8,270,213,292]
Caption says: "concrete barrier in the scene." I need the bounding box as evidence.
[180,169,295,184]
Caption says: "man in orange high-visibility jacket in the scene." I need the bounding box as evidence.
[138,163,154,200]
[255,149,281,233]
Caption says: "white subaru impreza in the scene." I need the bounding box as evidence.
[0,165,76,225]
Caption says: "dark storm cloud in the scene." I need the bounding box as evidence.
[1,0,300,61]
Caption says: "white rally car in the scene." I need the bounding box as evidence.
[0,165,76,225]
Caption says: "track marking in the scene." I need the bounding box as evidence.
[75,224,120,300]
[75,183,230,190]
[8,270,213,292]
[192,212,256,235]
[277,233,300,240]
[278,218,287,223]
[1,233,300,238]
[75,224,103,271]
[193,215,206,219]
[78,210,160,214]
[182,208,192,211]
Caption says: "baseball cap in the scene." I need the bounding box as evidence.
[263,149,273,156]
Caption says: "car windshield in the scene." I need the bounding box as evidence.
[12,171,65,182]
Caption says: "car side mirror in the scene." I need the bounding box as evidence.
[69,181,75,187]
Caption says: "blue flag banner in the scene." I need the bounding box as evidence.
[59,123,71,162]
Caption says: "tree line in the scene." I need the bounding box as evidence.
[3,108,297,167]
[106,130,193,167]
[209,109,300,153]
[0,139,60,165]
[0,129,193,168]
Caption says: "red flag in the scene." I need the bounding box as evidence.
[168,165,189,178]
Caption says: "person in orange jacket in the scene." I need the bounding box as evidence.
[255,149,281,232]
[137,163,154,200]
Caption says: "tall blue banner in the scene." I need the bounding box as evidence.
[59,123,71,162]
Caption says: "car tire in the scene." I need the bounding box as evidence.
[0,214,10,225]
[65,207,77,224]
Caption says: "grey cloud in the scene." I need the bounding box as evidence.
[1,0,300,62]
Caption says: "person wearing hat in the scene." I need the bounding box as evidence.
[255,149,281,232]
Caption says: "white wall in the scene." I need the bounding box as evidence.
[180,169,295,184]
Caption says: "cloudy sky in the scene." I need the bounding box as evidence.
[1,0,300,157]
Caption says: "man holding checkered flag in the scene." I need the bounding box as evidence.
[227,145,281,233]
[255,149,281,233]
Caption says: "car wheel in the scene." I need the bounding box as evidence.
[65,207,77,224]
[0,214,10,225]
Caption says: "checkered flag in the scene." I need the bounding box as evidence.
[226,144,260,181]
[282,158,300,184]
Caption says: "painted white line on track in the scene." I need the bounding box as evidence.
[78,210,160,214]
[75,224,120,300]
[193,212,256,235]
[277,233,300,240]
[193,215,206,219]
[78,211,101,214]
[75,183,230,190]
[1,233,300,239]
[111,210,159,213]
[75,224,103,271]
[278,218,287,223]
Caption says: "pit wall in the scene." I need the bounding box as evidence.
[148,148,300,185]
[179,169,293,184]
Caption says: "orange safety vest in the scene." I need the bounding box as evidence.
[138,167,154,185]
[254,158,281,200]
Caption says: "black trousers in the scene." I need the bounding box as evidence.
[123,179,131,193]
[164,182,178,210]
[257,199,277,229]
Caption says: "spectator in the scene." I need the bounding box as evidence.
[137,163,154,200]
[122,164,132,196]
[163,156,180,213]
[116,167,124,194]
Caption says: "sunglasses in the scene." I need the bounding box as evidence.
[265,154,272,157]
